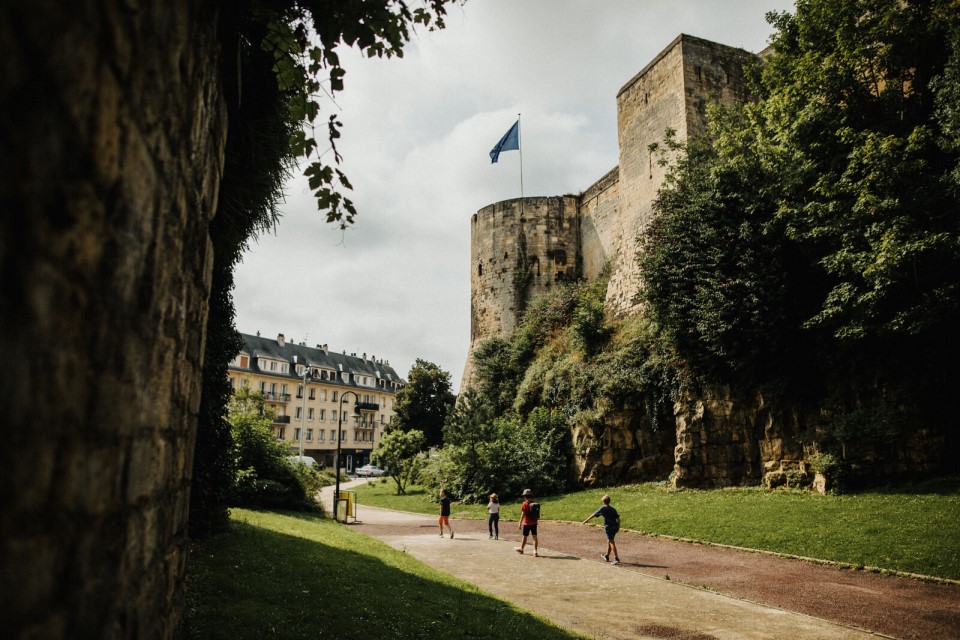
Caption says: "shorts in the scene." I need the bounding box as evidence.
[522,523,538,536]
[604,525,619,541]
[438,515,450,526]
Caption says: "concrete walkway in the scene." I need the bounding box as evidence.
[320,481,898,640]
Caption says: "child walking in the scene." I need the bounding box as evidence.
[438,489,455,539]
[582,494,620,565]
[487,493,500,539]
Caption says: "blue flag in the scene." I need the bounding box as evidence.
[489,120,520,163]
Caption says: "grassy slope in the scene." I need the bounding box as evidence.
[354,477,960,580]
[183,509,585,640]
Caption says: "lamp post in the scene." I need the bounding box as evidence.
[298,364,310,459]
[334,390,360,522]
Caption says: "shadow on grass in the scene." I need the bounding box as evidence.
[184,512,584,640]
[862,476,960,496]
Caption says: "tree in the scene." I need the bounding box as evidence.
[638,0,960,460]
[192,0,459,536]
[391,359,456,446]
[374,429,426,495]
[228,384,322,510]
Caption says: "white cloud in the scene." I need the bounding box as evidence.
[233,0,795,391]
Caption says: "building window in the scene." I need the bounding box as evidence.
[270,361,277,371]
[332,391,338,402]
[319,409,325,421]
[277,427,286,440]
[295,407,302,419]
[332,410,338,423]
[318,430,325,441]
[353,431,358,442]
[308,408,314,420]
[297,385,303,399]
[259,381,266,393]
[341,431,346,442]
[294,427,301,441]
[319,389,327,401]
[281,363,288,373]
[330,429,336,441]
[309,388,316,400]
[240,378,249,388]
[239,355,249,368]
[306,429,313,441]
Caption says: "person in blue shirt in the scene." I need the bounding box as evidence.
[582,495,621,565]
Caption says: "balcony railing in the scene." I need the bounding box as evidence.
[274,415,291,424]
[263,392,291,403]
[356,401,379,412]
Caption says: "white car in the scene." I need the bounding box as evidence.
[354,464,386,477]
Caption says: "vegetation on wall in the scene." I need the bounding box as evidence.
[637,0,960,467]
[445,274,686,499]
[191,0,457,537]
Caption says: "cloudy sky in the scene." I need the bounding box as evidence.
[233,0,795,392]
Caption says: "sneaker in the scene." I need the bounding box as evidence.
[450,531,454,539]
[601,554,609,562]
[489,535,493,539]
[612,559,621,565]
[514,547,524,554]
[495,536,499,540]
[533,552,539,557]
[439,534,443,538]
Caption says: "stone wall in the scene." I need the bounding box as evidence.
[0,1,226,637]
[462,196,579,387]
[572,406,675,487]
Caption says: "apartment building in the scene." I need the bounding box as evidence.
[227,332,405,471]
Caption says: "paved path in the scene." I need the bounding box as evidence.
[322,481,960,640]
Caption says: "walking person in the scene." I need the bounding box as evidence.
[582,494,620,565]
[438,489,455,539]
[487,493,500,539]
[514,488,539,557]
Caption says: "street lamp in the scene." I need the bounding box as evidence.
[334,390,360,522]
[298,363,311,459]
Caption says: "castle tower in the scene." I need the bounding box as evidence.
[461,196,579,387]
[601,34,754,316]
[462,35,755,388]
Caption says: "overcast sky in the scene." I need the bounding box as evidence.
[232,0,795,392]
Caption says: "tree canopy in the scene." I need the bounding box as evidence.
[637,0,960,456]
[390,359,456,446]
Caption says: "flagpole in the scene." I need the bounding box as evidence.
[518,113,524,200]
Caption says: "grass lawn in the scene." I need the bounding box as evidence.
[183,509,585,640]
[354,476,960,580]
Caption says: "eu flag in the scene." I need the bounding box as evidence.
[489,120,520,163]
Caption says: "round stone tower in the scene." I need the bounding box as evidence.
[461,195,580,388]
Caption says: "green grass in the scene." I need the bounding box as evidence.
[354,476,960,580]
[183,509,585,640]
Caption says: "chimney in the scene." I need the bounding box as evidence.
[363,353,367,361]
[256,330,261,337]
[323,344,329,354]
[277,333,285,347]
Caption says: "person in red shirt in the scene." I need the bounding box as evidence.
[514,488,538,556]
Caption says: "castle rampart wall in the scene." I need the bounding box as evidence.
[579,167,620,282]
[462,196,579,387]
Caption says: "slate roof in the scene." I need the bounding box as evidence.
[229,332,405,388]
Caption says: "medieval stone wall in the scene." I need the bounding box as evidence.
[463,35,831,489]
[462,196,579,387]
[0,1,226,637]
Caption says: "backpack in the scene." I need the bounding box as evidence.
[527,502,540,520]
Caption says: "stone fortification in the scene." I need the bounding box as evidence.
[463,196,579,384]
[464,35,754,389]
[465,35,902,489]
[0,2,225,637]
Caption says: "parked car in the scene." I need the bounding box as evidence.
[288,455,318,468]
[354,464,386,477]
